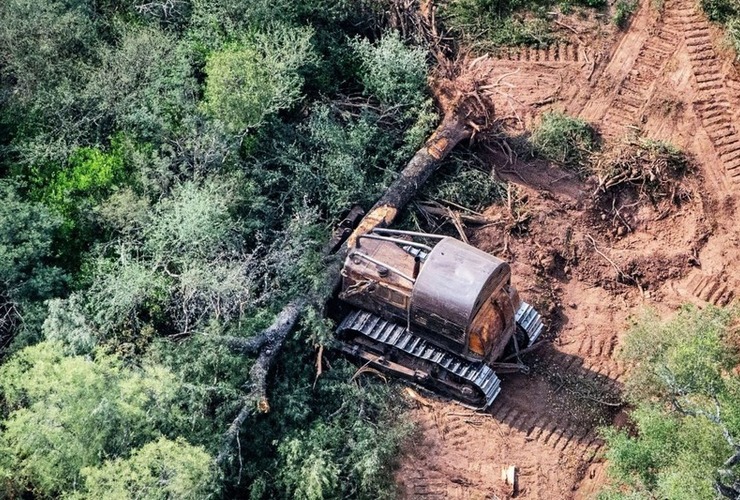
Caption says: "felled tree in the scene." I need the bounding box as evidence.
[217,52,497,460]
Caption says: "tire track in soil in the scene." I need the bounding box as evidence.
[665,0,740,186]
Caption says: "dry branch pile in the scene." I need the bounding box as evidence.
[592,138,693,203]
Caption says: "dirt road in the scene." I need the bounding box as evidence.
[397,0,739,497]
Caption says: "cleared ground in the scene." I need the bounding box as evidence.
[396,0,740,497]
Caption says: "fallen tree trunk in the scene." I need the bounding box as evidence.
[347,111,472,246]
[218,102,482,462]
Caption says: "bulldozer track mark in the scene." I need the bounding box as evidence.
[600,13,679,135]
[408,476,456,499]
[493,395,604,454]
[502,408,523,429]
[687,273,736,306]
[493,42,581,63]
[665,0,740,184]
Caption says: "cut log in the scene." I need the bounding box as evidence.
[347,111,472,246]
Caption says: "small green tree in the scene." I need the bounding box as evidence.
[600,306,740,499]
[202,26,315,131]
[351,31,428,109]
[74,437,218,499]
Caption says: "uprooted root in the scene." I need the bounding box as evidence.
[592,138,694,203]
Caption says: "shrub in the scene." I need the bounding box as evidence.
[613,0,637,29]
[351,31,428,109]
[530,111,598,176]
[202,26,316,131]
[424,153,507,210]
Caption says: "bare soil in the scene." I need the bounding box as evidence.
[396,0,740,497]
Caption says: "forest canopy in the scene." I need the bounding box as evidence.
[0,0,434,497]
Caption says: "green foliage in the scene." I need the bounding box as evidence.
[43,295,98,355]
[287,105,393,215]
[729,18,740,56]
[203,27,316,131]
[252,350,411,500]
[530,111,598,176]
[84,26,198,142]
[441,0,555,49]
[424,153,507,210]
[1,1,427,497]
[32,142,126,225]
[0,181,66,303]
[701,0,740,22]
[74,437,218,500]
[3,22,197,172]
[351,31,428,109]
[0,341,187,497]
[613,0,638,29]
[439,0,608,50]
[600,306,740,498]
[0,0,99,102]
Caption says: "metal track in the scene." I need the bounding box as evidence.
[338,309,502,409]
[515,301,544,345]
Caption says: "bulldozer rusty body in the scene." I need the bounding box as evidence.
[335,228,543,409]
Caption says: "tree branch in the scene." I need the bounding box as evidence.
[216,298,306,464]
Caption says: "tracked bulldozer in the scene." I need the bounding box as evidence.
[333,227,543,409]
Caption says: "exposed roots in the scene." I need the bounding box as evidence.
[592,138,694,204]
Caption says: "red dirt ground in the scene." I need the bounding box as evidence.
[396,0,740,497]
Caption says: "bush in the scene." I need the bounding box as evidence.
[613,0,637,29]
[351,31,428,109]
[530,111,598,176]
[424,152,507,210]
[202,26,316,131]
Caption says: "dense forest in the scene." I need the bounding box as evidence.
[0,1,443,497]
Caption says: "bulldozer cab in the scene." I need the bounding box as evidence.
[340,229,519,363]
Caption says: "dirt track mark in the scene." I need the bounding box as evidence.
[600,8,680,134]
[493,42,583,63]
[406,469,468,499]
[686,272,736,305]
[665,0,740,185]
[489,357,615,458]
